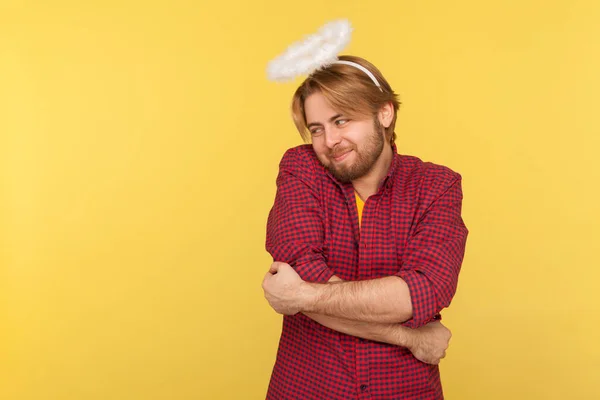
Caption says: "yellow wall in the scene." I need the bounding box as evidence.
[1,1,599,399]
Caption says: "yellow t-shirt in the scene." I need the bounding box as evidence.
[355,191,364,227]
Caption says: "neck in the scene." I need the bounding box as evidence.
[352,144,393,200]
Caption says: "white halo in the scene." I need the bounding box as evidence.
[266,19,352,82]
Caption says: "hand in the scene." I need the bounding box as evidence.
[407,321,452,365]
[262,262,308,315]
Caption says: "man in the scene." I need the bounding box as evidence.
[262,55,468,399]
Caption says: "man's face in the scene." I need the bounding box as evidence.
[304,92,385,183]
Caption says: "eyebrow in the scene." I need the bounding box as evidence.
[307,114,343,129]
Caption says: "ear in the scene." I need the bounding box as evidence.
[378,102,394,128]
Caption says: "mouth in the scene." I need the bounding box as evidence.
[331,149,352,162]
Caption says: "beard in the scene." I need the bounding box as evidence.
[324,119,386,183]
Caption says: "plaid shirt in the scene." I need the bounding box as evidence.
[265,144,468,399]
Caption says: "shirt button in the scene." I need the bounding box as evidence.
[360,384,368,392]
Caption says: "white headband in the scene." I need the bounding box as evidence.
[332,60,382,90]
[266,19,383,92]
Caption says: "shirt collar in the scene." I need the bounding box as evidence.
[371,142,400,193]
[382,142,400,189]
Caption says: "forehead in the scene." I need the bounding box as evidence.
[304,92,340,123]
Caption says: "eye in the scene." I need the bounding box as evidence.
[335,119,349,126]
[310,127,323,136]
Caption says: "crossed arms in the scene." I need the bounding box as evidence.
[263,267,451,364]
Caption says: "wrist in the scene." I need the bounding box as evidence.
[393,325,415,349]
[299,282,321,313]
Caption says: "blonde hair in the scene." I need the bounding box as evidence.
[291,55,401,143]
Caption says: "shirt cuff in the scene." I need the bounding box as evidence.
[294,259,335,283]
[396,269,438,328]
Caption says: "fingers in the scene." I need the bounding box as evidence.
[421,348,448,365]
[426,357,440,365]
[262,271,273,290]
[435,349,448,364]
[269,262,281,274]
[429,353,445,365]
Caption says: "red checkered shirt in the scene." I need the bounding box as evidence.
[265,144,468,399]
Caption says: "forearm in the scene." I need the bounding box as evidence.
[302,276,413,324]
[303,311,414,347]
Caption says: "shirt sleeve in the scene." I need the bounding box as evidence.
[265,148,335,283]
[396,171,469,328]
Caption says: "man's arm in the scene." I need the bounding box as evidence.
[264,264,411,323]
[302,311,451,365]
[302,276,450,365]
[301,276,413,324]
[265,148,334,283]
[305,276,405,341]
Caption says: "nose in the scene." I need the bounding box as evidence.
[324,126,342,148]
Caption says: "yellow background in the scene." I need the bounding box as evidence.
[1,1,599,399]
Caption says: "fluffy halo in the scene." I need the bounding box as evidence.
[266,19,352,82]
